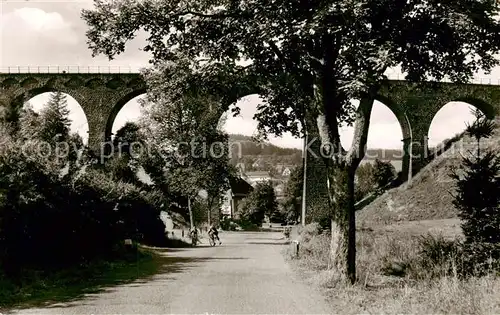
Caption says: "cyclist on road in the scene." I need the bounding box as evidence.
[189,227,199,245]
[208,224,221,245]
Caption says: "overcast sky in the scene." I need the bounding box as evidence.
[2,2,497,149]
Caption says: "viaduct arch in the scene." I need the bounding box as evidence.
[1,69,499,217]
[0,73,146,153]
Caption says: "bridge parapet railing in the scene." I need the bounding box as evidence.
[384,73,500,85]
[0,66,144,74]
[1,66,500,85]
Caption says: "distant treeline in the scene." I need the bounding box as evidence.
[228,134,302,173]
[228,134,302,156]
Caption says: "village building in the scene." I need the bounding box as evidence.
[221,176,254,219]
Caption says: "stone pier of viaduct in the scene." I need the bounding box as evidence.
[1,70,499,218]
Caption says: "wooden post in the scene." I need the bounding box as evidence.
[408,138,413,184]
[293,240,300,258]
[301,133,308,226]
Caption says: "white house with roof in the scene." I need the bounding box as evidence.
[282,167,293,177]
[251,157,268,169]
[243,170,272,186]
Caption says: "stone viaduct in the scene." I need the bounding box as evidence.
[0,70,146,153]
[1,67,500,218]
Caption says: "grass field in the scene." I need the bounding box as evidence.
[284,220,500,314]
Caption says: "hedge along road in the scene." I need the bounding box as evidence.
[11,231,332,314]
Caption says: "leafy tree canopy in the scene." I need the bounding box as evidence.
[18,93,83,174]
[239,180,278,225]
[83,0,500,148]
[281,165,304,222]
[39,92,71,144]
[136,60,235,227]
[373,159,396,189]
[354,162,375,201]
[113,121,145,156]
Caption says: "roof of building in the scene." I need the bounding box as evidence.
[229,176,254,195]
[274,183,285,191]
[245,171,271,177]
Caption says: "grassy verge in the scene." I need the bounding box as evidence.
[0,246,180,311]
[284,222,500,314]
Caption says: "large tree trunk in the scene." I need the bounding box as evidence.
[324,163,349,281]
[346,167,356,282]
[329,220,348,278]
[317,95,374,284]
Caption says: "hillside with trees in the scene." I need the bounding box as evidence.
[228,134,303,173]
[228,134,403,174]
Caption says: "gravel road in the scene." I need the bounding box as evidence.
[11,231,331,314]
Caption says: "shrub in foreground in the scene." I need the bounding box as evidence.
[0,137,167,277]
[380,234,500,279]
[288,225,500,284]
[0,162,123,276]
[451,116,500,242]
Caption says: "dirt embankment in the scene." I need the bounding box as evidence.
[357,118,500,225]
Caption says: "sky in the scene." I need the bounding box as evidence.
[2,2,496,150]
